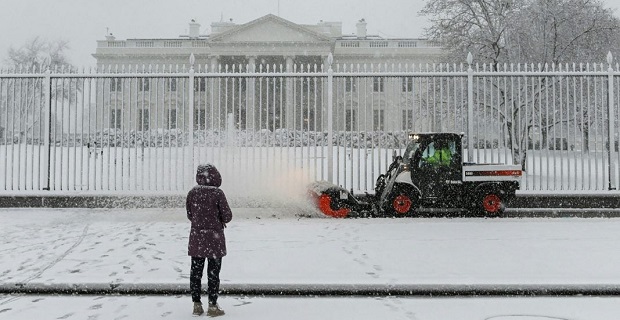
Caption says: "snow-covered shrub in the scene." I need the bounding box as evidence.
[49,128,411,149]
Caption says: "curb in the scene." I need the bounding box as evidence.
[1,194,620,210]
[4,283,620,296]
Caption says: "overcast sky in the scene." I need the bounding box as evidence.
[2,0,620,68]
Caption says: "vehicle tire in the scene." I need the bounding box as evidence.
[384,186,418,217]
[476,192,505,217]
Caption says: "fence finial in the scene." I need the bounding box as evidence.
[607,51,613,65]
[467,52,473,65]
[327,53,333,67]
[190,54,196,67]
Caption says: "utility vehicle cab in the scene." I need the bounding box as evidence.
[376,132,520,216]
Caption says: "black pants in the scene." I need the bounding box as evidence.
[190,257,222,304]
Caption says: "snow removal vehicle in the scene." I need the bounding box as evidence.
[308,132,522,218]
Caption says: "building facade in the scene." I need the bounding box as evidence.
[92,14,444,132]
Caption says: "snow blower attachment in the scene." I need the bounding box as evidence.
[308,132,522,218]
[307,181,373,218]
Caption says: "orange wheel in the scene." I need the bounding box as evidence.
[482,194,502,214]
[392,194,412,214]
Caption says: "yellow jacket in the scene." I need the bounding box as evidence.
[427,148,452,166]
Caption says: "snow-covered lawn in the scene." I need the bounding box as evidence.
[2,145,619,193]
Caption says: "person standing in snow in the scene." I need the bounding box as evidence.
[187,163,233,317]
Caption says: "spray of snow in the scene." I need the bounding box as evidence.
[218,157,325,218]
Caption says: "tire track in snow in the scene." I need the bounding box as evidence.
[20,224,90,284]
[0,295,21,307]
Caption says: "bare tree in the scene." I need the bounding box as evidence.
[5,37,72,70]
[510,0,620,152]
[420,0,520,66]
[1,37,76,143]
[420,0,620,168]
[510,0,620,64]
[422,0,620,64]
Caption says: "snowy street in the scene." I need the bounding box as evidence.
[1,207,620,318]
[3,295,620,320]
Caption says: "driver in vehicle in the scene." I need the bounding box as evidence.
[425,141,452,167]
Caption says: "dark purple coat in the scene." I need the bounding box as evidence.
[186,164,233,258]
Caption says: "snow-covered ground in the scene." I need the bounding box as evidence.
[2,207,620,319]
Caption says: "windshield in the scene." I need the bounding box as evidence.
[404,142,420,160]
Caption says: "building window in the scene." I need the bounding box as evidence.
[345,77,356,92]
[373,110,384,131]
[373,77,384,92]
[138,109,150,131]
[194,77,206,92]
[168,109,177,129]
[345,109,356,131]
[110,109,122,129]
[402,77,413,92]
[110,78,122,92]
[139,78,150,91]
[194,109,206,130]
[402,110,413,130]
[167,78,177,91]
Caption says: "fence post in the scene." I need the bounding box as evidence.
[188,54,195,190]
[43,67,52,190]
[466,53,474,162]
[327,53,334,183]
[607,52,616,190]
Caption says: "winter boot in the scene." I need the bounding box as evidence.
[207,303,225,317]
[193,302,204,316]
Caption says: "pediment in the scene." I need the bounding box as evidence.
[209,14,332,44]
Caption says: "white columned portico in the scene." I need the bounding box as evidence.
[322,54,332,131]
[247,56,257,130]
[208,55,223,129]
[209,55,219,72]
[285,56,294,129]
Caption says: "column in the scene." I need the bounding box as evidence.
[322,55,331,132]
[208,55,222,129]
[209,55,219,72]
[285,56,294,129]
[247,56,257,131]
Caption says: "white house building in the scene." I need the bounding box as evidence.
[92,14,444,132]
